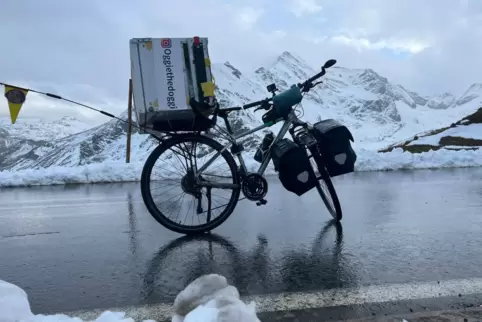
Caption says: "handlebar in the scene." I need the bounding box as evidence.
[298,67,326,90]
[243,98,271,109]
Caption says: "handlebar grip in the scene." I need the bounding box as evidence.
[243,99,267,109]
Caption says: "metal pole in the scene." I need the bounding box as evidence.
[126,78,133,163]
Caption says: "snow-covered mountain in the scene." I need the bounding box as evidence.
[0,116,92,170]
[0,116,91,141]
[1,51,481,171]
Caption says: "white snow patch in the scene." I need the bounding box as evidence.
[0,278,153,322]
[0,275,259,322]
[172,274,260,322]
[1,148,482,188]
[408,123,482,146]
[0,161,142,187]
[355,148,482,171]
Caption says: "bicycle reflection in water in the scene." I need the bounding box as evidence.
[141,220,358,304]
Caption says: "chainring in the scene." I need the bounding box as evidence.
[241,173,268,201]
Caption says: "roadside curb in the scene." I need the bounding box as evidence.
[340,307,482,321]
[258,307,482,322]
[59,304,173,321]
[59,306,482,322]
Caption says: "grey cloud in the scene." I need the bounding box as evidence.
[0,0,480,124]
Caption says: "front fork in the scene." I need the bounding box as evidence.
[291,127,325,182]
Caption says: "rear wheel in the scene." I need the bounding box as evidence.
[140,134,241,235]
[308,148,342,221]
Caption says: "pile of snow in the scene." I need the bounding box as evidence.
[171,274,260,322]
[0,278,150,322]
[407,123,482,147]
[1,147,482,188]
[0,274,260,322]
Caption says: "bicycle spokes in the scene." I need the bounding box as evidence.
[149,140,235,226]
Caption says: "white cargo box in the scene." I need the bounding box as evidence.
[129,37,217,132]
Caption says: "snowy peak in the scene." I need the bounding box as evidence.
[352,68,416,108]
[455,83,482,106]
[274,51,306,67]
[426,92,455,110]
[264,51,315,84]
[354,68,389,92]
[406,89,429,106]
[466,83,482,93]
[350,69,414,108]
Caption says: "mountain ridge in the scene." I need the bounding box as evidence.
[1,51,481,171]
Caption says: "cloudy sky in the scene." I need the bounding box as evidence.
[1,0,481,124]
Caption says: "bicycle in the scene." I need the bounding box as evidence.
[140,59,357,235]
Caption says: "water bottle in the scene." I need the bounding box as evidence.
[254,132,275,163]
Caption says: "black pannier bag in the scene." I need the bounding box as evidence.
[271,138,318,196]
[312,119,357,177]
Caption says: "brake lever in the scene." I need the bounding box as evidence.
[302,80,323,93]
[302,83,313,93]
[254,100,271,112]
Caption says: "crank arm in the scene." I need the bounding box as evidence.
[198,182,240,189]
[206,187,212,222]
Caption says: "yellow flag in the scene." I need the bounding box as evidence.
[4,85,28,124]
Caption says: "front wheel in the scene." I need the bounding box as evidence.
[140,134,241,235]
[309,150,342,221]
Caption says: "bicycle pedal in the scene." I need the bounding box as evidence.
[256,199,267,206]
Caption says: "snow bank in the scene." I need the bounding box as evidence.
[1,148,482,188]
[355,148,482,171]
[0,278,154,322]
[172,274,260,322]
[0,161,142,188]
[407,123,482,146]
[0,275,259,322]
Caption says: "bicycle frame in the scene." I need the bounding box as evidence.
[196,110,302,189]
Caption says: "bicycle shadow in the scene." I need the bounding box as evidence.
[140,220,356,304]
[279,219,358,292]
[141,233,245,303]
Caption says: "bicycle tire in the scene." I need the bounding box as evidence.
[310,152,342,221]
[140,134,241,235]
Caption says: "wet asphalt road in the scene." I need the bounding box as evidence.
[1,168,482,315]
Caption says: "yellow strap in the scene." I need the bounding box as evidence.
[204,58,211,67]
[143,41,153,51]
[201,82,215,97]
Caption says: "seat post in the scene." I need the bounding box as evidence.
[217,109,234,134]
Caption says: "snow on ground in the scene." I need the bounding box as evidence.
[407,123,482,146]
[0,278,150,322]
[0,147,482,188]
[0,275,259,322]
